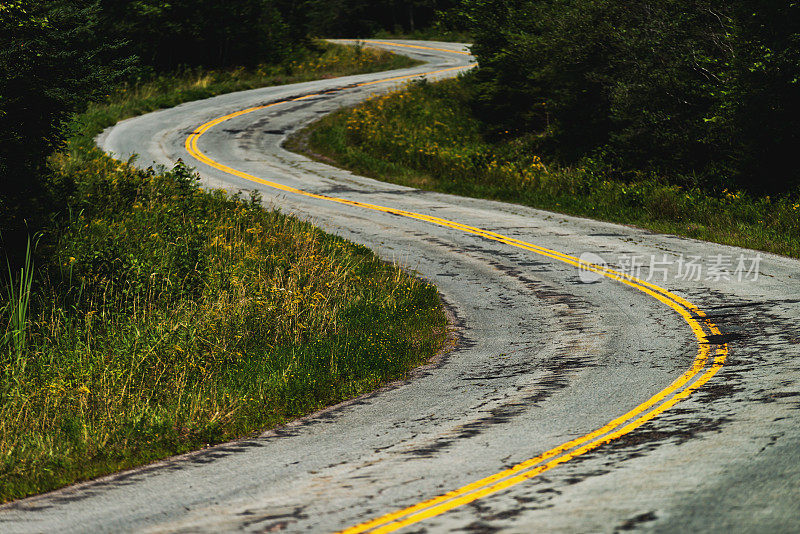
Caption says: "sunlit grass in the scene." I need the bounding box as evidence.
[0,163,445,502]
[290,77,800,258]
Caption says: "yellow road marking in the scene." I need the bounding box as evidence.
[181,54,727,533]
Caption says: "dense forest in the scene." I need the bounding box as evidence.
[462,0,800,195]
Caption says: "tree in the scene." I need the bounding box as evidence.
[97,0,297,71]
[0,0,133,253]
[725,1,800,193]
[463,0,800,193]
[306,0,452,37]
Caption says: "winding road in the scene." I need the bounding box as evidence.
[3,40,800,533]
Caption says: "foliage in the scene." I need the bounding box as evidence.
[307,0,462,37]
[726,1,800,194]
[97,0,298,71]
[292,77,800,258]
[0,0,134,256]
[461,0,800,195]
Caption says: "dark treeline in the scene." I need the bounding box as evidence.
[307,0,460,37]
[98,0,303,71]
[2,1,128,247]
[462,0,800,195]
[1,0,304,252]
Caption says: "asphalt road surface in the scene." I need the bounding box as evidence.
[3,40,800,533]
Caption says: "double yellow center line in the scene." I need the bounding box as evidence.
[182,43,727,533]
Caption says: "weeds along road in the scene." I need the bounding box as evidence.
[4,40,800,533]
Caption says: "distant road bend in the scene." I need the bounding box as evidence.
[3,40,800,533]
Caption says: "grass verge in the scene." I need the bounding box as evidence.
[288,77,800,258]
[0,42,444,503]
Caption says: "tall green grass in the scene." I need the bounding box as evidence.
[0,43,443,503]
[290,77,800,258]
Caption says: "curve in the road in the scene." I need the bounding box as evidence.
[183,41,728,533]
[9,39,798,534]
